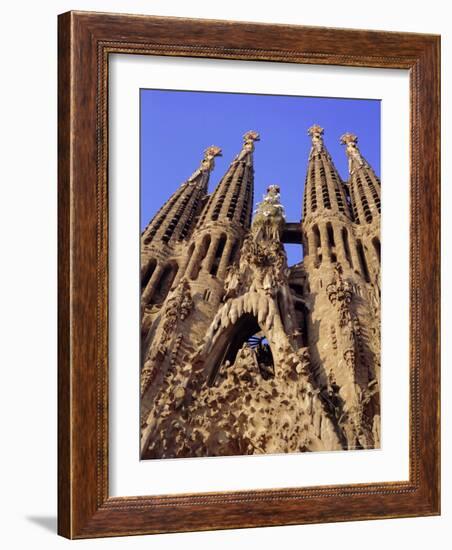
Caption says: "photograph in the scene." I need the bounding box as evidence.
[139,89,381,459]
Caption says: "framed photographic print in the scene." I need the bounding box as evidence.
[58,11,440,538]
[138,90,381,461]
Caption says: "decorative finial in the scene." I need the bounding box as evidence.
[251,184,285,241]
[243,130,260,144]
[201,145,222,172]
[308,124,324,140]
[266,184,280,195]
[204,145,222,158]
[340,132,358,146]
[340,132,365,173]
[235,131,260,163]
[188,145,222,182]
[308,125,324,156]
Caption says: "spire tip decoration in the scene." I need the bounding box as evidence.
[243,130,260,144]
[187,145,222,182]
[235,130,260,163]
[266,183,280,195]
[340,132,366,173]
[308,124,324,156]
[204,145,222,158]
[308,124,324,139]
[252,184,285,241]
[340,132,358,146]
[197,145,222,175]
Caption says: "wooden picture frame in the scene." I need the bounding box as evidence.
[58,10,440,538]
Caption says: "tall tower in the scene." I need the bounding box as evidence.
[140,133,260,447]
[302,125,359,275]
[182,131,259,311]
[301,125,380,450]
[140,145,221,311]
[340,132,381,287]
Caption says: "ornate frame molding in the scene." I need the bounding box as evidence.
[58,11,440,538]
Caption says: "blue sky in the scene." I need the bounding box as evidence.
[140,89,380,266]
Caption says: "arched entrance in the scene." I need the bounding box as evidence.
[206,313,275,385]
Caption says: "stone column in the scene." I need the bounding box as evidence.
[203,235,220,274]
[364,234,380,283]
[304,230,313,260]
[140,255,156,280]
[141,263,163,306]
[172,261,185,288]
[173,244,194,286]
[319,223,331,264]
[348,233,363,278]
[310,225,321,267]
[217,237,234,280]
[334,223,348,268]
[185,242,202,280]
[369,231,381,266]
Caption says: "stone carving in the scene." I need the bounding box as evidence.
[188,145,222,182]
[243,130,260,147]
[326,264,353,327]
[143,337,344,459]
[331,324,337,351]
[202,186,296,358]
[308,124,324,156]
[340,132,367,173]
[252,184,286,241]
[235,130,260,163]
[323,262,380,449]
[140,278,193,396]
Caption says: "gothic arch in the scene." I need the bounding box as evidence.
[205,313,269,385]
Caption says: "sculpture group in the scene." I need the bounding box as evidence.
[140,126,381,459]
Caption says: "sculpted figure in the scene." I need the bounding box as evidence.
[340,132,367,173]
[187,145,222,182]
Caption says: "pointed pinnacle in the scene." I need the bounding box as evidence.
[199,145,222,173]
[243,130,260,143]
[308,124,324,139]
[340,132,358,146]
[340,132,366,173]
[204,145,222,158]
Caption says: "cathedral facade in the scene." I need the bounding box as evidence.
[140,126,381,459]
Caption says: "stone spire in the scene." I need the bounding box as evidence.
[182,132,260,292]
[197,131,259,230]
[302,126,358,273]
[340,133,381,225]
[141,145,222,246]
[303,125,351,219]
